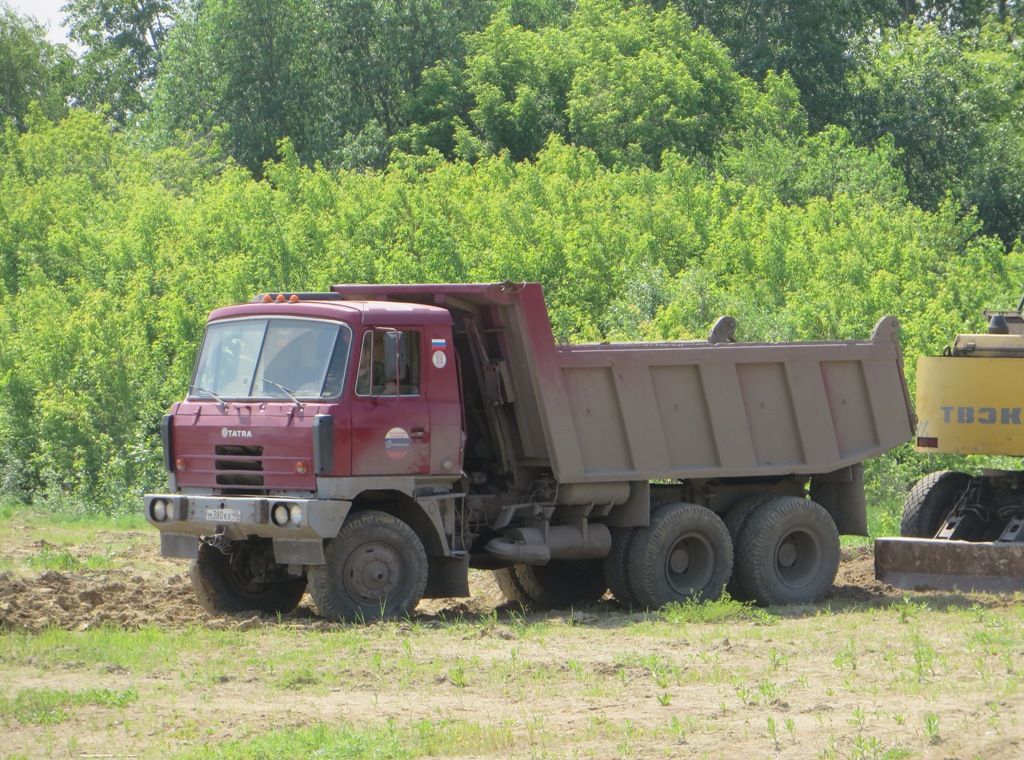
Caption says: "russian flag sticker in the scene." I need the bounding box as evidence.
[431,338,447,349]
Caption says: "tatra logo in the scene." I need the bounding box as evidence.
[221,427,253,438]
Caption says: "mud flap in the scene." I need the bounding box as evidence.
[874,537,1024,593]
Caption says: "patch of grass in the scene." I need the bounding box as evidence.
[0,687,138,726]
[0,624,186,675]
[26,543,116,572]
[1,506,147,532]
[180,718,522,759]
[658,595,778,626]
[272,664,324,690]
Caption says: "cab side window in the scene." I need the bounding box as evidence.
[355,330,420,396]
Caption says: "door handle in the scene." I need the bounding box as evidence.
[410,428,425,439]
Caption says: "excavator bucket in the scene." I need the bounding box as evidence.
[874,537,1024,593]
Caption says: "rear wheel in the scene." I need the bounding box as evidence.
[190,539,307,615]
[308,510,427,622]
[723,495,772,601]
[493,560,608,610]
[603,500,673,608]
[604,527,640,608]
[627,503,733,608]
[901,471,971,538]
[735,496,839,606]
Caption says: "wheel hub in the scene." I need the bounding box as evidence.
[666,535,713,595]
[344,542,403,602]
[775,530,819,587]
[669,547,690,574]
[777,540,798,568]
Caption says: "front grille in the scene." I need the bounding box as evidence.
[215,445,265,487]
[216,445,263,456]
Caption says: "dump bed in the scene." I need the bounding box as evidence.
[332,282,915,483]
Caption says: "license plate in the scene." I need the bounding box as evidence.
[206,508,241,523]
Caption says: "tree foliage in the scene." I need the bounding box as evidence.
[4,0,1024,515]
[2,107,1022,512]
[404,0,805,167]
[0,4,75,128]
[63,0,175,125]
[849,18,1024,245]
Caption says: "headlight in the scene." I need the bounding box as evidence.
[272,502,291,527]
[289,504,303,526]
[151,499,168,522]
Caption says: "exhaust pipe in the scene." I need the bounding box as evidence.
[486,524,611,565]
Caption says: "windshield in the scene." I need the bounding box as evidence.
[190,318,352,400]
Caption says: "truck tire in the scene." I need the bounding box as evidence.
[723,495,771,601]
[604,500,673,608]
[734,496,839,606]
[901,470,971,538]
[190,540,307,616]
[604,527,640,608]
[308,510,427,623]
[493,560,608,610]
[627,502,733,608]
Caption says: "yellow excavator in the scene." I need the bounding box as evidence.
[875,298,1024,592]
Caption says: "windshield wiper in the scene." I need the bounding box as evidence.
[262,380,305,408]
[189,384,228,409]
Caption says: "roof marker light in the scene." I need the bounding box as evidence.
[276,294,286,303]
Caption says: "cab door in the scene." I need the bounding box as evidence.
[350,328,432,475]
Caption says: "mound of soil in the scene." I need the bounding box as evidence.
[0,547,907,633]
[0,568,207,632]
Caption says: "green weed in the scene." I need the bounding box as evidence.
[0,687,138,726]
[659,596,777,626]
[923,712,941,744]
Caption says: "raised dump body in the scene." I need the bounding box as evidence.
[333,282,914,484]
[147,281,915,621]
[545,325,912,482]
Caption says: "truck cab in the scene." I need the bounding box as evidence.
[146,294,466,620]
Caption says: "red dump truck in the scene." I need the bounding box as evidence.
[145,282,915,621]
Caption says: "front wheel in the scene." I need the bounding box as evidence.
[190,539,307,615]
[308,510,427,623]
[734,496,839,606]
[627,502,733,608]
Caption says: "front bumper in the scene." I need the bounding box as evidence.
[144,493,350,564]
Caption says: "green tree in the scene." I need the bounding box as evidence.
[848,19,1024,245]
[897,1,1021,27]
[62,0,177,125]
[151,0,504,173]
[0,4,75,128]
[665,0,898,131]
[406,0,801,167]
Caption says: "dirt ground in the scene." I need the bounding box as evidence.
[0,534,900,634]
[3,527,1024,759]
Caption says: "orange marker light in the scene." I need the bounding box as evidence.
[289,294,299,303]
[262,295,272,303]
[295,461,308,474]
[175,458,187,471]
[276,294,286,303]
